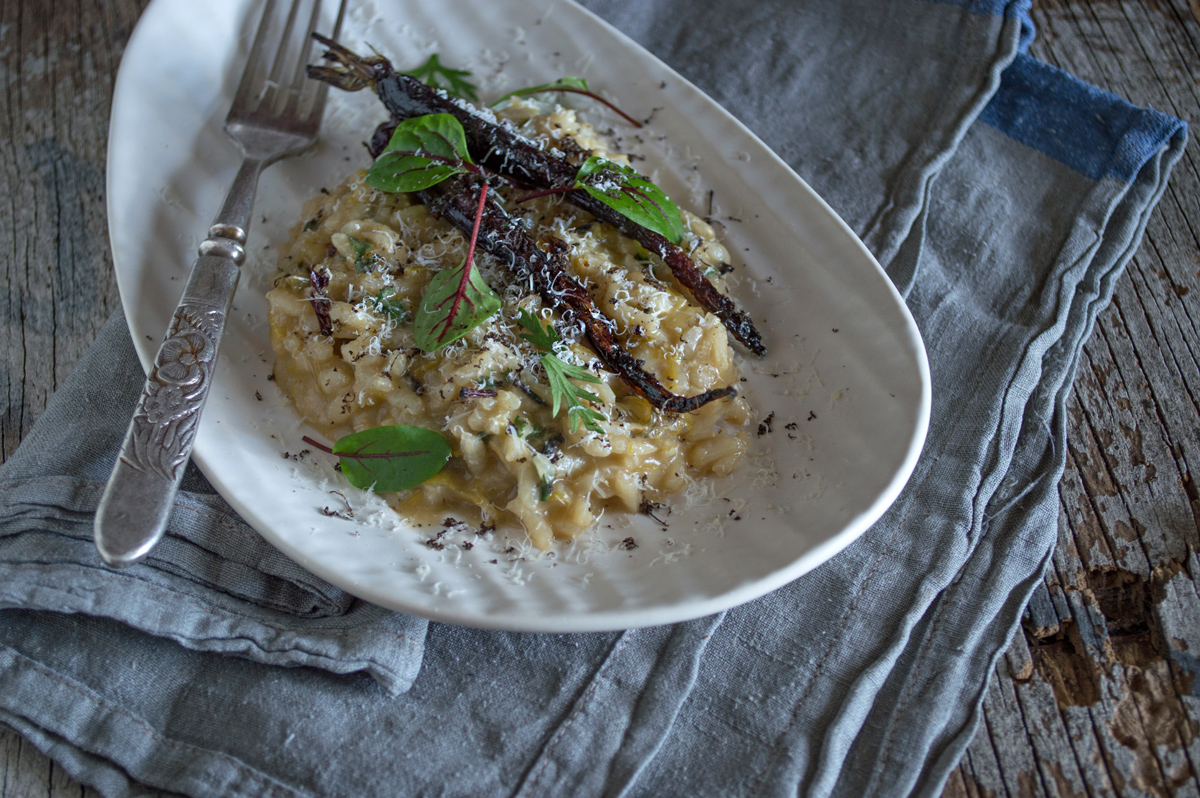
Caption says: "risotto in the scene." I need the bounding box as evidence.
[266,100,753,549]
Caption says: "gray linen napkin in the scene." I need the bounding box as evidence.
[0,310,428,696]
[0,0,1186,796]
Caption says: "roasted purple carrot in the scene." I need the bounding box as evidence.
[308,35,766,356]
[419,174,736,413]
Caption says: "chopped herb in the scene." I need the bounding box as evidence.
[372,288,407,323]
[347,236,373,273]
[757,411,775,436]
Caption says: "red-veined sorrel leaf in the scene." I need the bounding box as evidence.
[413,184,500,351]
[367,113,475,193]
[304,427,452,493]
[492,76,589,105]
[573,157,686,243]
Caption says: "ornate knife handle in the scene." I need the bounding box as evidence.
[95,158,262,566]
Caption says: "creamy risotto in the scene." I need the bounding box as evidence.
[266,100,752,549]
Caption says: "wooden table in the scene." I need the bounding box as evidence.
[2,1,1196,795]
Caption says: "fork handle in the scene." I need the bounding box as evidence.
[95,160,262,567]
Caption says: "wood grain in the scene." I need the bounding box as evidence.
[0,1,147,795]
[0,0,1195,796]
[945,0,1200,796]
[0,0,147,460]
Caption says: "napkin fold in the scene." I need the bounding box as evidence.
[0,0,1186,796]
[0,311,428,697]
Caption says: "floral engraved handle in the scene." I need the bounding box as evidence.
[95,251,242,567]
[126,306,224,482]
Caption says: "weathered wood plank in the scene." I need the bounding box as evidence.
[0,0,152,793]
[0,0,140,461]
[949,0,1200,796]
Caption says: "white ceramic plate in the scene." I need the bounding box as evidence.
[108,0,930,632]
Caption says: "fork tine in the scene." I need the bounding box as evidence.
[283,0,325,117]
[230,0,279,111]
[304,0,347,120]
[263,0,305,112]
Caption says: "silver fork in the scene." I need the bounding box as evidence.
[95,0,346,567]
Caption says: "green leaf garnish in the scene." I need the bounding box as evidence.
[414,260,501,351]
[303,427,452,493]
[372,288,407,323]
[491,76,590,106]
[574,156,686,244]
[412,184,500,351]
[547,357,607,434]
[366,114,475,193]
[347,236,373,273]
[517,310,606,434]
[516,309,558,351]
[402,54,479,102]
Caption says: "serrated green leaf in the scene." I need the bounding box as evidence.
[491,76,590,107]
[568,404,607,435]
[543,354,602,413]
[574,156,686,244]
[516,308,559,351]
[518,311,605,434]
[544,355,604,434]
[333,425,451,492]
[402,54,479,101]
[366,114,474,193]
[413,258,501,352]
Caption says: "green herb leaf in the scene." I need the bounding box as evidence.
[328,426,451,492]
[413,259,501,351]
[372,288,407,323]
[347,236,373,273]
[413,184,500,351]
[517,310,606,434]
[366,114,475,193]
[491,76,590,106]
[574,156,686,244]
[402,54,479,102]
[516,308,559,351]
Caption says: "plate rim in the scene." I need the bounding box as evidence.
[107,0,932,633]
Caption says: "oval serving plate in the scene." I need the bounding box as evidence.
[108,0,931,632]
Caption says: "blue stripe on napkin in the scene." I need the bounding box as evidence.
[980,53,1187,182]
